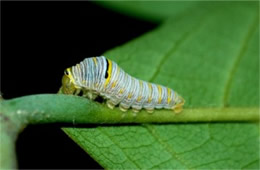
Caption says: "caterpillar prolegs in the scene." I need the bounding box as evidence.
[60,56,185,113]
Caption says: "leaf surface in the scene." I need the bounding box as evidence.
[94,1,200,23]
[63,2,259,169]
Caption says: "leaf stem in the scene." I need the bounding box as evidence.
[1,94,259,124]
[0,94,258,168]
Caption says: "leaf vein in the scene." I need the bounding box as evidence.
[98,128,141,168]
[241,159,260,169]
[191,158,231,169]
[144,124,190,169]
[222,13,259,107]
[149,11,209,82]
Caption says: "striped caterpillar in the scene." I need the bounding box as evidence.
[61,56,185,113]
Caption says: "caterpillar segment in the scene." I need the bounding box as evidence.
[61,56,185,113]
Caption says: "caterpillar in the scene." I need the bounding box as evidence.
[60,56,185,113]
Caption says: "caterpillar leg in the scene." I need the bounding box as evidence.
[145,108,154,114]
[106,100,116,109]
[132,105,141,113]
[74,89,81,95]
[82,90,98,100]
[132,108,140,113]
[119,104,129,112]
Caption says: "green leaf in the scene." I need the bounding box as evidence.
[63,2,259,169]
[94,1,200,23]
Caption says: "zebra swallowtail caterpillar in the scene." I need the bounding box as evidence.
[61,56,185,113]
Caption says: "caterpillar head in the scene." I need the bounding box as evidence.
[61,68,77,94]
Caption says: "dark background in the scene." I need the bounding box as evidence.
[1,1,156,169]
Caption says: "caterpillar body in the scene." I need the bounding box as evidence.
[61,56,185,113]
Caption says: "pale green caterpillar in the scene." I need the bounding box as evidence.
[61,56,185,113]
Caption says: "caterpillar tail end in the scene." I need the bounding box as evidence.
[173,105,183,113]
[173,96,185,114]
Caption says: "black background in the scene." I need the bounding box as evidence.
[1,1,156,169]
